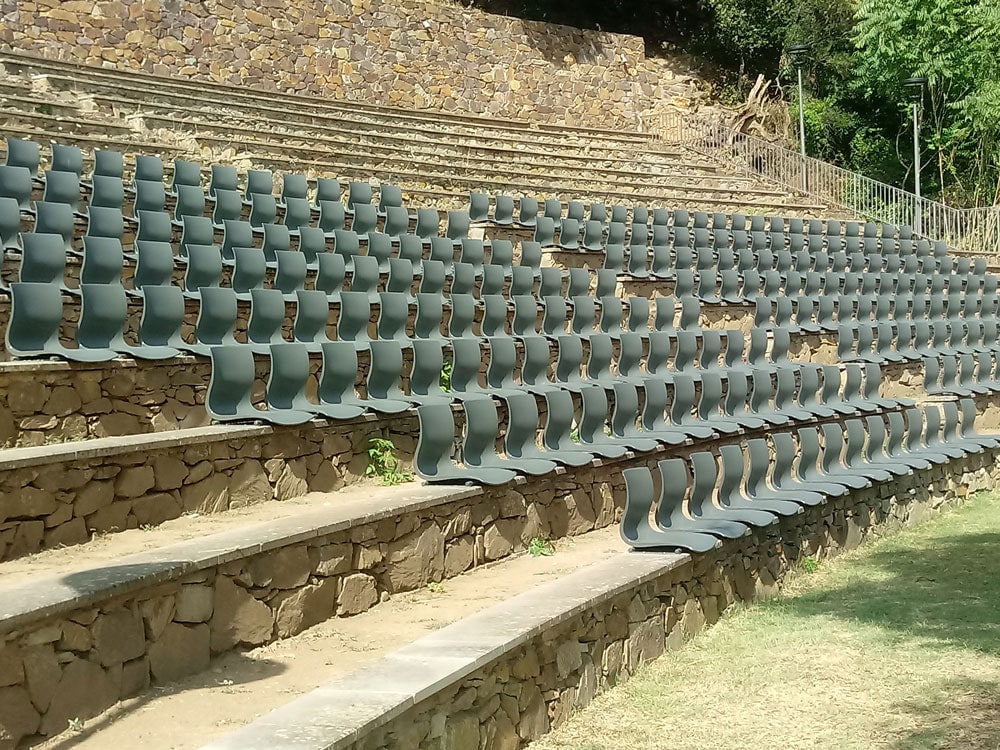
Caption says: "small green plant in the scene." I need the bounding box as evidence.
[365,437,413,486]
[427,581,446,594]
[528,537,555,557]
[67,717,84,732]
[570,427,581,444]
[802,557,820,574]
[439,358,453,392]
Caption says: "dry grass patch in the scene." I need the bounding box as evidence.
[532,492,1000,750]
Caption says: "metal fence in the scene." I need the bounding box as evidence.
[652,111,1000,255]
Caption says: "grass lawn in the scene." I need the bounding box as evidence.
[532,492,1000,750]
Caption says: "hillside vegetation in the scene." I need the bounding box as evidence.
[468,0,1000,208]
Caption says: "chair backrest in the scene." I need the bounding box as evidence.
[139,285,187,349]
[485,337,518,391]
[502,392,543,459]
[641,377,670,432]
[273,250,309,295]
[554,335,584,388]
[206,345,257,420]
[247,288,286,348]
[19,233,67,286]
[336,291,373,346]
[134,154,164,184]
[410,339,445,399]
[450,338,484,395]
[414,293,444,340]
[318,341,361,405]
[461,396,502,468]
[346,181,372,211]
[350,204,378,238]
[367,340,408,402]
[231,247,267,295]
[543,388,579,452]
[313,177,342,207]
[577,385,611,445]
[6,282,64,356]
[266,342,314,412]
[76,284,128,359]
[6,138,40,174]
[414,403,459,479]
[194,286,239,347]
[79,236,124,286]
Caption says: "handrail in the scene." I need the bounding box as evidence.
[652,111,1000,255]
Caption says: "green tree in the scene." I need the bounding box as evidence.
[854,0,1000,204]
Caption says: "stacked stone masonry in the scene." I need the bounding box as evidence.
[0,464,627,746]
[335,451,1000,750]
[0,415,417,562]
[1,0,704,130]
[2,439,998,747]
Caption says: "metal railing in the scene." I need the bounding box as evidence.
[652,111,1000,255]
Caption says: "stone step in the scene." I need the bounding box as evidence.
[0,52,657,149]
[0,448,639,747]
[5,524,626,750]
[0,83,695,173]
[0,109,790,205]
[0,412,417,562]
[202,446,1000,750]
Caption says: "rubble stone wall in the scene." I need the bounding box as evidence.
[344,449,1000,749]
[1,0,702,129]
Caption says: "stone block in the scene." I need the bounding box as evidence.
[140,595,176,641]
[443,712,479,750]
[227,459,271,508]
[181,473,229,513]
[249,545,311,589]
[337,573,378,616]
[210,576,274,652]
[152,455,188,491]
[0,685,40,747]
[384,522,444,591]
[626,616,665,673]
[115,466,156,498]
[93,606,146,667]
[555,640,583,679]
[148,623,210,684]
[58,621,92,652]
[0,644,23,687]
[43,517,89,550]
[315,542,352,575]
[274,578,338,637]
[483,518,520,562]
[516,683,548,741]
[120,656,150,699]
[21,645,59,714]
[443,536,474,577]
[174,584,215,623]
[40,658,116,736]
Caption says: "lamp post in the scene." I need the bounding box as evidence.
[903,76,927,235]
[788,44,811,192]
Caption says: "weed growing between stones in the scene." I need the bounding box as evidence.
[439,358,453,392]
[365,437,413,486]
[529,537,555,557]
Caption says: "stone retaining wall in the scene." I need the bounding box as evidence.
[0,414,416,561]
[0,454,646,746]
[338,448,1000,749]
[0,0,703,130]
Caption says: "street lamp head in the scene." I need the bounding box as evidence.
[788,43,811,68]
[903,75,927,103]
